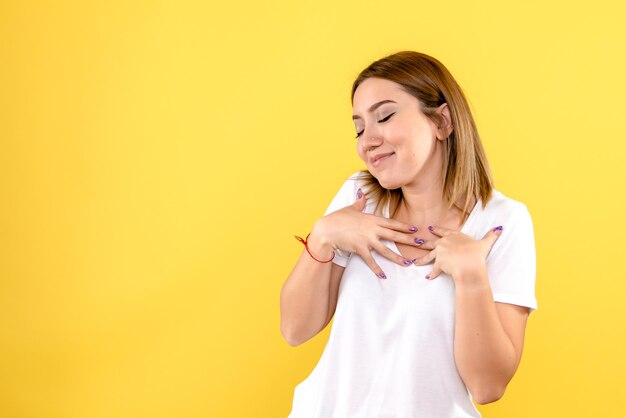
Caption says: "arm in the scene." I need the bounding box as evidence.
[453,268,529,404]
[414,211,536,404]
[281,186,423,346]
[280,231,345,347]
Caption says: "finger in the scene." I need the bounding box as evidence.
[380,217,420,234]
[371,242,413,267]
[425,264,443,280]
[481,225,503,253]
[356,247,388,279]
[427,225,455,237]
[413,249,436,266]
[351,188,367,212]
[379,230,427,247]
[414,238,439,250]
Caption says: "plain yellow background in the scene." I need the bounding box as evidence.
[1,1,625,417]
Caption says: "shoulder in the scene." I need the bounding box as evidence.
[482,190,538,313]
[467,190,533,237]
[327,170,368,202]
[482,190,532,223]
[338,170,368,191]
[479,190,536,260]
[323,170,372,216]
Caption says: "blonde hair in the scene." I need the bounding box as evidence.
[350,51,494,222]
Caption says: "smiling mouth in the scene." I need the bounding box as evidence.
[372,153,394,167]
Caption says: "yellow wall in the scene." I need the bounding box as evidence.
[1,1,624,417]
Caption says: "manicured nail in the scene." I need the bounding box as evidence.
[409,226,418,232]
[403,259,412,265]
[378,271,387,279]
[425,275,430,280]
[493,225,503,232]
[356,188,363,199]
[428,226,434,232]
[414,238,424,245]
[411,258,417,263]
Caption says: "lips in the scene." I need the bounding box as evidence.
[371,152,394,167]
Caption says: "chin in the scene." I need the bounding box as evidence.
[374,174,402,191]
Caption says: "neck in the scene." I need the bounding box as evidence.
[397,182,449,225]
[395,146,448,224]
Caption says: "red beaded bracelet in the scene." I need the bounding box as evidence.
[294,233,335,263]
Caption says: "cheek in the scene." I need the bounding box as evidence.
[356,142,366,160]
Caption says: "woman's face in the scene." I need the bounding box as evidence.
[352,77,449,190]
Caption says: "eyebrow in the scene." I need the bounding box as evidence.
[352,99,397,120]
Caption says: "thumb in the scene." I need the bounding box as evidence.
[482,225,503,249]
[352,188,367,211]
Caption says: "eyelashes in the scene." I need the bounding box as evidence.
[355,112,396,139]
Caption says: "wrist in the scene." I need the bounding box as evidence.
[310,218,333,246]
[307,221,335,259]
[306,233,335,261]
[453,263,489,289]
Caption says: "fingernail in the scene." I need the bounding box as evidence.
[378,271,387,279]
[428,226,434,232]
[414,238,424,245]
[409,226,418,232]
[411,258,417,263]
[425,275,430,280]
[356,188,363,199]
[493,225,503,232]
[403,259,412,265]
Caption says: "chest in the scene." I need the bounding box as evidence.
[392,219,464,262]
[387,199,468,261]
[336,251,458,339]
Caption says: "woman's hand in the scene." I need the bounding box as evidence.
[412,225,504,283]
[308,188,422,279]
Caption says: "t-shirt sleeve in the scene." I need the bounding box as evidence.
[486,202,538,315]
[321,172,363,267]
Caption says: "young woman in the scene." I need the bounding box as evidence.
[280,51,537,417]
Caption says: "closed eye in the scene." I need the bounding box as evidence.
[355,112,396,139]
[379,112,395,123]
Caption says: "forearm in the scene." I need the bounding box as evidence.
[280,233,334,346]
[453,267,517,404]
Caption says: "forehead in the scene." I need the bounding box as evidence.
[352,78,411,111]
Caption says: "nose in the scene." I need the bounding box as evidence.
[360,127,383,154]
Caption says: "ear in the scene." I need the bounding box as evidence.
[436,103,453,140]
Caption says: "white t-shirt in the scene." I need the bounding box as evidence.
[288,172,538,418]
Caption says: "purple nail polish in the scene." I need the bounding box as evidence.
[411,258,417,263]
[425,275,430,280]
[403,259,412,265]
[378,271,387,279]
[409,226,418,232]
[493,225,503,232]
[357,188,363,199]
[428,226,434,232]
[414,238,424,245]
